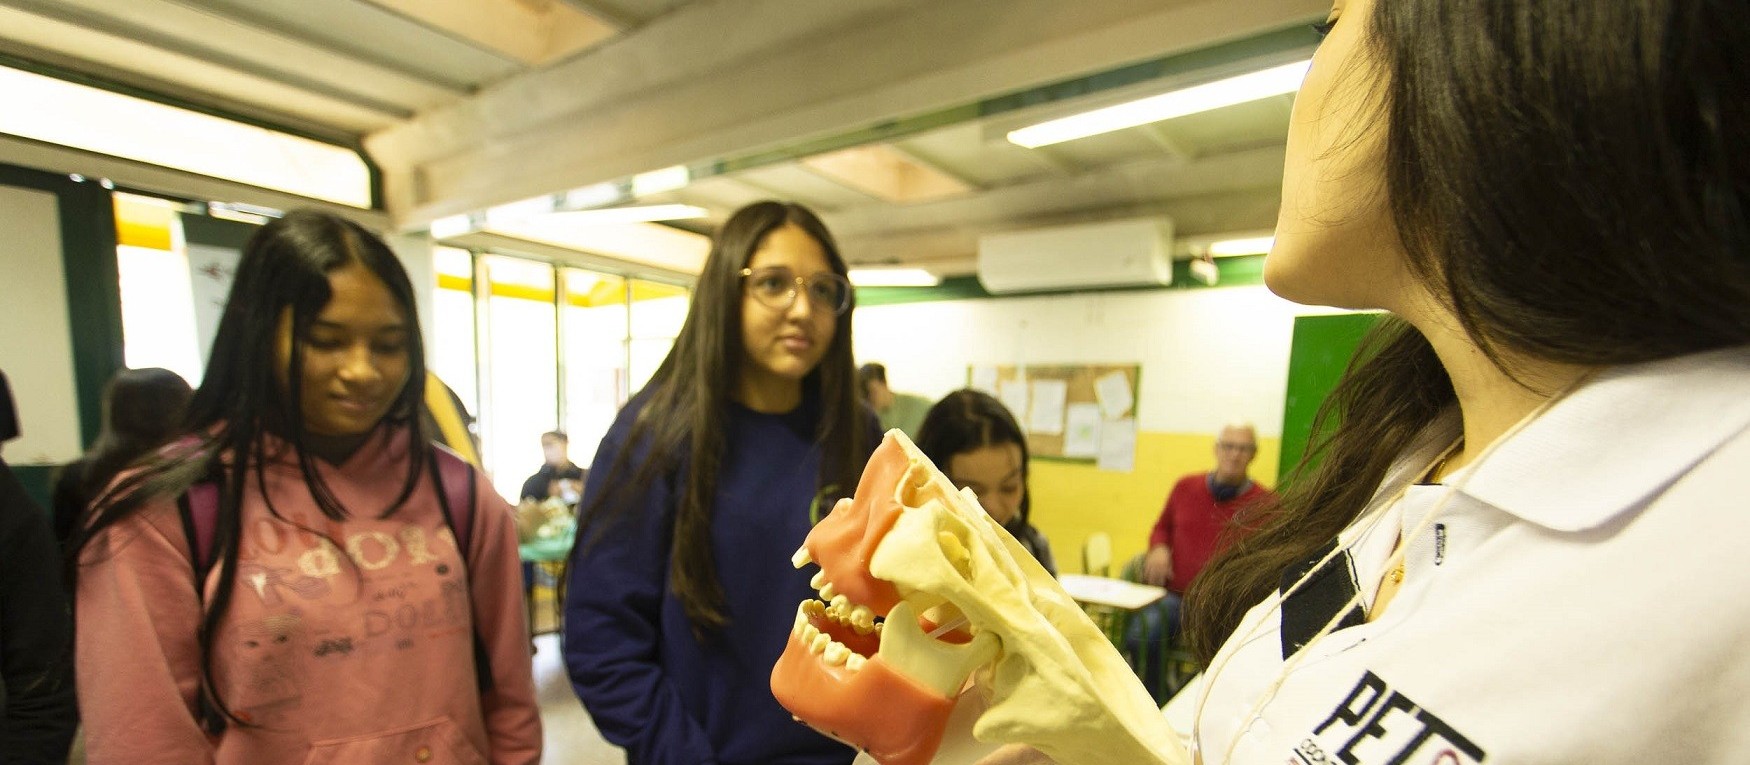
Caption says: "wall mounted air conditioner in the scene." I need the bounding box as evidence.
[977,216,1174,294]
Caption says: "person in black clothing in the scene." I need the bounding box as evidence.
[50,367,192,546]
[0,370,78,762]
[519,430,585,503]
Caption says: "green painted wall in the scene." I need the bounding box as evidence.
[1278,312,1381,481]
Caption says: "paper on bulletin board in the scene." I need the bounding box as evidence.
[998,380,1030,428]
[1028,379,1068,435]
[1094,371,1134,420]
[1063,403,1102,458]
[970,366,999,396]
[1097,417,1137,472]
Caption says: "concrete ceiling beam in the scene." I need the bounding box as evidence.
[366,0,1326,228]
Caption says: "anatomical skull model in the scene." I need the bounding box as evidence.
[771,431,1188,765]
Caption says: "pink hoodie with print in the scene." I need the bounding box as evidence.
[76,427,541,765]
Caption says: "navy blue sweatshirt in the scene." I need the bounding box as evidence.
[564,393,874,765]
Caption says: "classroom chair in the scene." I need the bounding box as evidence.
[1082,531,1112,577]
[1118,553,1196,704]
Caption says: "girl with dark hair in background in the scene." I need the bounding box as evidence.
[563,200,874,765]
[978,0,1750,762]
[70,210,540,764]
[51,367,193,546]
[914,389,1056,576]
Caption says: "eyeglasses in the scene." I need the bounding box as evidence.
[740,266,852,316]
[1216,441,1257,453]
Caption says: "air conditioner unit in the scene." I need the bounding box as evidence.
[977,216,1174,294]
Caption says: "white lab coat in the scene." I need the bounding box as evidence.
[1194,345,1750,764]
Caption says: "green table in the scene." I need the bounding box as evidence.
[519,524,575,636]
[519,533,574,563]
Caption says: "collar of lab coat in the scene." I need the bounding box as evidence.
[1410,345,1750,532]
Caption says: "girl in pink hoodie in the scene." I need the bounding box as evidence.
[69,210,541,765]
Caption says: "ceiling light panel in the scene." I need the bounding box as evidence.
[848,268,942,287]
[1007,60,1312,148]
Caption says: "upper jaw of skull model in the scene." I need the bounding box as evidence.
[772,431,999,765]
[771,430,1188,765]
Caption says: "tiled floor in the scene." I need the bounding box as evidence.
[532,632,627,765]
[524,564,625,762]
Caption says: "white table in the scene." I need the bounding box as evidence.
[1058,573,1168,610]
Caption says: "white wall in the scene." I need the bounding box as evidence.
[0,184,83,464]
[851,285,1346,437]
[385,231,438,355]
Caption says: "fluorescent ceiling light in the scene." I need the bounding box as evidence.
[848,268,941,287]
[1007,60,1312,148]
[562,181,624,210]
[483,196,558,228]
[551,204,708,225]
[0,66,371,207]
[631,165,690,196]
[429,214,476,240]
[207,202,279,225]
[1208,236,1275,257]
[485,218,711,275]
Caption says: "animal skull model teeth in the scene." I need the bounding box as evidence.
[771,431,1188,765]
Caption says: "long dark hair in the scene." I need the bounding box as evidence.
[576,201,863,633]
[56,368,193,534]
[914,389,1032,524]
[69,209,431,728]
[1185,0,1750,663]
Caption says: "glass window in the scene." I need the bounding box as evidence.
[114,193,206,384]
[427,250,690,499]
[628,279,690,394]
[481,255,558,501]
[430,247,478,417]
[560,269,629,467]
[116,244,204,385]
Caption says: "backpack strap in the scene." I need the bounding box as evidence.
[432,444,475,556]
[174,480,229,734]
[177,481,221,589]
[429,443,494,694]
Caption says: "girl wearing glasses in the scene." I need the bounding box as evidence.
[564,201,875,765]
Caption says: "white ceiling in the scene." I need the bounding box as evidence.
[0,0,1328,276]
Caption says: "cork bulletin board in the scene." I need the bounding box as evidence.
[970,364,1141,465]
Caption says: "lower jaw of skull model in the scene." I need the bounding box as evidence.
[772,574,997,765]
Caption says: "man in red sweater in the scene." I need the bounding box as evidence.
[1127,424,1274,700]
[1141,424,1274,594]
